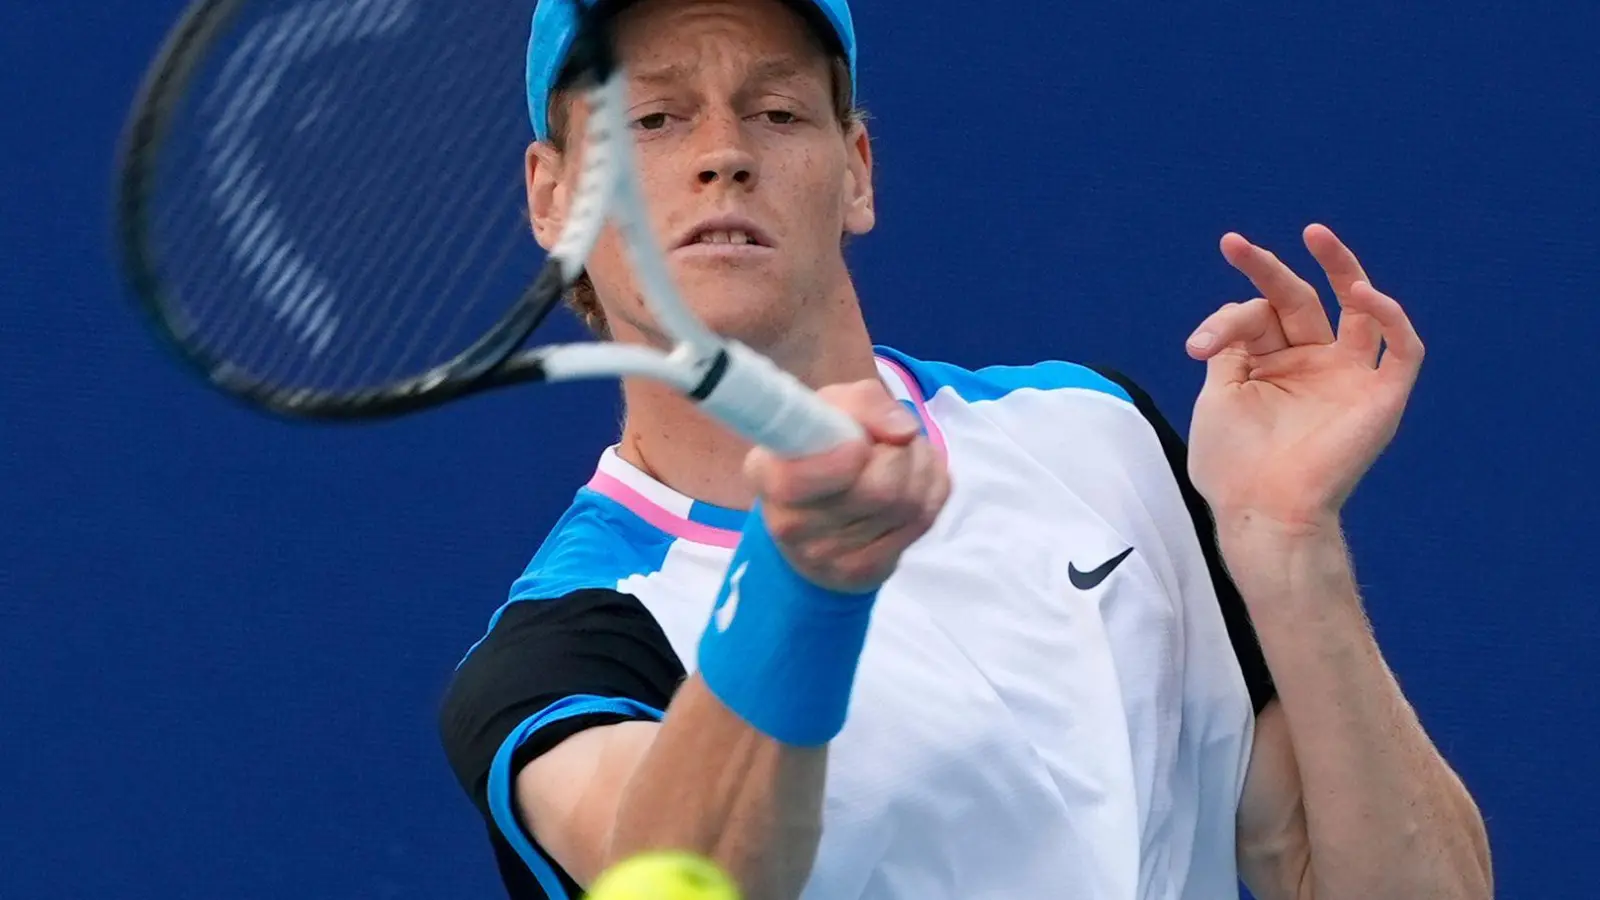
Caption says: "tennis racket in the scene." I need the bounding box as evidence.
[114,0,862,457]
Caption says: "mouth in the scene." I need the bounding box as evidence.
[675,217,775,252]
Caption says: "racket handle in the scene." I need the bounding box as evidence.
[697,342,865,457]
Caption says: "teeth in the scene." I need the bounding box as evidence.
[697,230,754,245]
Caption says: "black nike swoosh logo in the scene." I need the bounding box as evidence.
[1069,547,1134,590]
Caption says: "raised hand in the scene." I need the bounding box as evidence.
[1184,224,1425,529]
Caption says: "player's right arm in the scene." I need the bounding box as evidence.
[494,381,946,897]
[516,678,825,893]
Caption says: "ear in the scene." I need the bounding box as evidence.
[525,140,566,251]
[842,120,876,236]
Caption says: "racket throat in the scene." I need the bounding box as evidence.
[686,349,732,401]
[689,342,860,457]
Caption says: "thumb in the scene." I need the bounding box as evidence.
[862,395,922,445]
[1201,345,1252,393]
[818,379,922,445]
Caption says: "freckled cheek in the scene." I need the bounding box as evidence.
[587,228,647,305]
[776,155,848,246]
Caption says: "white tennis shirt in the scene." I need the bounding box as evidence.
[441,346,1273,900]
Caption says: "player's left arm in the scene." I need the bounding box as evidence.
[1186,224,1491,900]
[1228,540,1490,900]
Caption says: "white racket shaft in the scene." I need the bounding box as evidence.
[576,67,866,458]
[698,342,865,457]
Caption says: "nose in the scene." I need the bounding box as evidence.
[690,114,759,191]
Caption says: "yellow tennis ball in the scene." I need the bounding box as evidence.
[587,851,742,900]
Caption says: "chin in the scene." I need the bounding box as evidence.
[671,266,800,349]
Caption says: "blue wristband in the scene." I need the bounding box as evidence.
[697,504,879,746]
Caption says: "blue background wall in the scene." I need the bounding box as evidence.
[3,2,1596,897]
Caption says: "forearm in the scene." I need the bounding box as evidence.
[609,675,827,900]
[1221,516,1491,900]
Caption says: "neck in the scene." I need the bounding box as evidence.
[615,288,878,510]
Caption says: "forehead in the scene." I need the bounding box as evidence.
[612,0,830,73]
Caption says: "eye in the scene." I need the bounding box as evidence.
[633,112,670,131]
[761,110,799,125]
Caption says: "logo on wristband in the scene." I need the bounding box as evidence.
[714,561,749,632]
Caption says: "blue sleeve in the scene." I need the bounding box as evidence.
[873,344,1134,405]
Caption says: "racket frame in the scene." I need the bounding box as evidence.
[115,0,864,456]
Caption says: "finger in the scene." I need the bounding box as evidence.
[821,467,945,583]
[769,504,892,555]
[820,379,921,446]
[1187,298,1290,360]
[766,439,928,547]
[859,442,951,560]
[1242,345,1321,382]
[746,438,870,508]
[906,435,951,532]
[816,441,951,588]
[1304,224,1382,366]
[1349,281,1425,387]
[828,437,925,528]
[834,435,945,543]
[1221,233,1335,347]
[747,378,916,506]
[808,528,909,593]
[1201,346,1253,392]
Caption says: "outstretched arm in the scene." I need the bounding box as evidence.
[515,381,948,898]
[1186,225,1491,900]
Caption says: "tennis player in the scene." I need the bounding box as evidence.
[439,0,1493,897]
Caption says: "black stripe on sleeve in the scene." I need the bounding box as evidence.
[439,588,686,811]
[438,587,687,899]
[1090,368,1278,715]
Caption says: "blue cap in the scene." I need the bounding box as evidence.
[526,0,857,141]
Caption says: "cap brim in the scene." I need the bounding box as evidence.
[530,0,856,140]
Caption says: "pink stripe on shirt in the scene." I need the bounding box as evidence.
[587,355,945,546]
[586,469,742,548]
[878,356,948,457]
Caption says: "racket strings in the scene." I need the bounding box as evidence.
[347,168,526,391]
[145,0,544,397]
[167,2,401,380]
[194,4,387,376]
[391,195,537,387]
[212,21,373,388]
[318,3,524,391]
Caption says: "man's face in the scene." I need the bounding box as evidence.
[527,0,875,349]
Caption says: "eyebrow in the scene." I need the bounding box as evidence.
[746,57,813,86]
[629,62,696,87]
[629,56,819,89]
